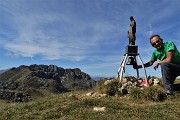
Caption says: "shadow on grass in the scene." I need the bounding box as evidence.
[174,83,180,93]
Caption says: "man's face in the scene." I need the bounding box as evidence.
[150,36,163,49]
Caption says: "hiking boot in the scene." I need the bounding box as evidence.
[163,89,173,95]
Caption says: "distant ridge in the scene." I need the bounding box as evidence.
[92,76,111,81]
[0,69,9,74]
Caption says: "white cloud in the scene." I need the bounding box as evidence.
[0,0,180,77]
[2,2,122,62]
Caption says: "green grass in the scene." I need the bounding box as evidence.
[0,79,180,120]
[0,89,180,120]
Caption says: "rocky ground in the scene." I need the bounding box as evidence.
[94,76,162,96]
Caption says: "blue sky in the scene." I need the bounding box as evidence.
[0,0,179,78]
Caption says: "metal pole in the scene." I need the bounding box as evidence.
[137,55,148,84]
[117,55,126,78]
[119,54,128,81]
[134,57,139,78]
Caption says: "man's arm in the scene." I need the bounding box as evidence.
[136,51,174,69]
[136,60,154,69]
[153,50,174,68]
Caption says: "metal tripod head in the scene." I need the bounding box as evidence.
[126,56,135,65]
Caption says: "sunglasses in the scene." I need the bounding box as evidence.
[152,39,160,46]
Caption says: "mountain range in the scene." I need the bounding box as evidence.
[0,69,8,74]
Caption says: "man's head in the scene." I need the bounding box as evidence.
[150,34,163,49]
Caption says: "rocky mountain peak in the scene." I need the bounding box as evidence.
[0,64,95,102]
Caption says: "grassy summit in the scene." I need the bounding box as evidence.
[0,88,180,119]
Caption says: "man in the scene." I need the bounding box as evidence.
[136,34,180,94]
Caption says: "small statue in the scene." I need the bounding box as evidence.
[128,16,136,45]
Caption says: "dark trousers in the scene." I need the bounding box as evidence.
[161,62,180,93]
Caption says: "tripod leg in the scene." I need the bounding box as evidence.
[134,57,139,78]
[137,55,148,84]
[117,55,126,78]
[117,55,126,79]
[119,54,128,81]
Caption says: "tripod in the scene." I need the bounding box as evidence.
[117,45,148,86]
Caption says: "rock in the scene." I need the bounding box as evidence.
[153,78,160,86]
[104,80,112,85]
[93,107,106,112]
[121,78,128,84]
[0,90,31,102]
[98,93,107,97]
[86,91,94,96]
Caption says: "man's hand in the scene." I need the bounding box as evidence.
[154,62,160,70]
